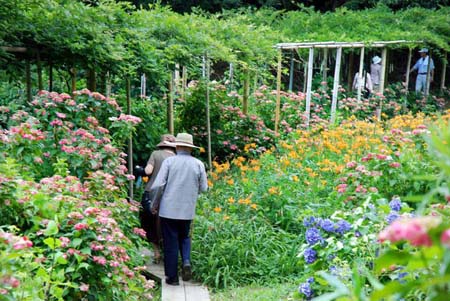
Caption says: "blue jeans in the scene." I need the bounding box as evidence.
[160,217,192,279]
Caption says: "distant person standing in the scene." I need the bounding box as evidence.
[410,48,435,94]
[370,55,382,93]
[150,133,208,285]
[141,134,176,264]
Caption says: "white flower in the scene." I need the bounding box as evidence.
[336,241,344,250]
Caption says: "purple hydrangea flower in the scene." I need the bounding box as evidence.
[304,248,317,264]
[305,227,323,245]
[320,219,335,232]
[335,220,352,234]
[303,216,316,227]
[389,198,402,211]
[298,281,313,299]
[307,277,314,284]
[386,212,399,224]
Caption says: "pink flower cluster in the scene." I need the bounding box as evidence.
[379,216,442,247]
[0,231,33,250]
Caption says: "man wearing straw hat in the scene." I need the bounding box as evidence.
[410,48,435,94]
[150,133,208,285]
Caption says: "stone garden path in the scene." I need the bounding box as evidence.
[142,249,210,301]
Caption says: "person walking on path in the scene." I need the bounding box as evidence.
[410,48,435,94]
[150,133,208,286]
[370,55,382,93]
[141,134,176,264]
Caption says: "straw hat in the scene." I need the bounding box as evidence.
[372,56,381,64]
[157,134,176,148]
[173,133,199,148]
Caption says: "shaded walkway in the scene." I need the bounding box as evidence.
[143,248,210,301]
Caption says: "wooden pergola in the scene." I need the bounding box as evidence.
[272,40,444,132]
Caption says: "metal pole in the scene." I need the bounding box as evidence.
[405,48,412,94]
[126,78,133,201]
[275,49,282,134]
[441,52,447,92]
[330,47,342,124]
[205,54,212,169]
[425,51,432,96]
[323,48,329,82]
[378,48,388,120]
[357,47,365,101]
[168,73,174,134]
[305,47,314,128]
[289,51,294,91]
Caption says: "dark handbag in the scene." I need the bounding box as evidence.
[141,185,165,215]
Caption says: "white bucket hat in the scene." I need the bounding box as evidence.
[174,133,199,148]
[372,56,381,64]
[418,48,429,53]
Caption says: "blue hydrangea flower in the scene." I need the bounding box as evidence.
[329,265,338,275]
[305,227,323,245]
[304,248,317,264]
[303,216,316,227]
[335,220,352,234]
[389,198,402,211]
[386,212,399,224]
[306,277,314,284]
[320,219,335,232]
[298,281,313,299]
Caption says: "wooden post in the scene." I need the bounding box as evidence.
[37,51,43,91]
[182,66,187,100]
[441,52,447,92]
[357,47,365,101]
[126,77,133,201]
[303,60,307,92]
[168,72,174,134]
[380,48,387,93]
[305,47,314,128]
[323,48,328,82]
[378,48,388,120]
[274,49,282,134]
[205,54,212,169]
[49,60,53,91]
[174,63,180,93]
[288,51,294,91]
[243,67,249,114]
[425,51,432,96]
[330,47,342,124]
[405,48,412,94]
[106,71,111,98]
[26,59,32,102]
[229,62,234,86]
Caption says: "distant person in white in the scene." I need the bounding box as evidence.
[370,55,382,93]
[410,48,434,93]
[150,133,208,286]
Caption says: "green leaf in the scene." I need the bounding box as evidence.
[71,238,83,248]
[44,220,59,236]
[43,237,62,249]
[317,271,349,293]
[374,250,411,273]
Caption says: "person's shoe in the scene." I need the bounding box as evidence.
[182,263,192,281]
[165,277,179,286]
